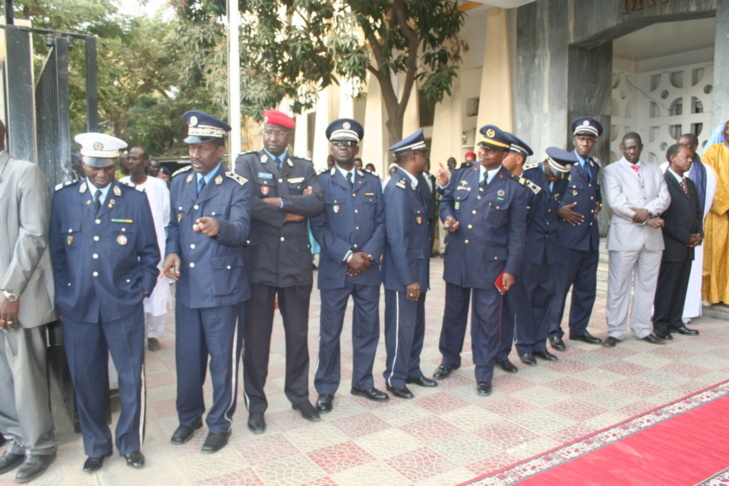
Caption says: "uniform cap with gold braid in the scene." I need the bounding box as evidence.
[571,116,603,137]
[504,132,533,157]
[545,146,578,177]
[74,133,128,168]
[478,125,511,151]
[388,128,429,154]
[263,110,296,130]
[183,110,231,144]
[326,118,364,142]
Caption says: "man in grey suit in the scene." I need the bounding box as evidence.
[602,132,671,347]
[0,120,58,482]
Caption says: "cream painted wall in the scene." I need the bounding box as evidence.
[476,7,513,137]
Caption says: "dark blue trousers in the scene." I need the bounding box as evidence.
[437,282,471,368]
[496,279,528,361]
[176,301,242,433]
[63,304,145,456]
[516,259,557,354]
[315,284,380,394]
[383,289,426,387]
[471,287,503,383]
[550,247,598,338]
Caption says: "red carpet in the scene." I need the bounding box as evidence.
[462,380,729,486]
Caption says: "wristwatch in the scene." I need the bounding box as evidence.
[1,290,18,302]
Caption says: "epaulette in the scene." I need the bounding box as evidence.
[523,178,541,195]
[54,180,76,191]
[173,165,192,177]
[395,178,407,189]
[317,168,329,175]
[590,156,603,168]
[511,174,524,184]
[225,171,248,185]
[523,161,540,171]
[238,150,256,156]
[121,180,136,188]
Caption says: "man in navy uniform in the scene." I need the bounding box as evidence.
[310,119,388,413]
[494,132,539,373]
[549,117,604,351]
[382,129,436,399]
[162,111,251,454]
[516,148,577,363]
[235,110,324,433]
[434,125,528,396]
[50,133,159,472]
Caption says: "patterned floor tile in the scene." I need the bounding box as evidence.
[510,385,571,407]
[472,421,540,449]
[330,460,410,486]
[306,440,376,475]
[512,408,575,436]
[577,386,641,411]
[253,454,326,486]
[599,359,652,376]
[401,416,464,442]
[233,433,300,466]
[466,452,521,476]
[609,378,667,398]
[354,427,424,460]
[543,376,599,395]
[283,422,349,453]
[440,404,503,432]
[477,395,537,418]
[383,447,458,483]
[429,432,505,466]
[416,390,471,414]
[549,398,609,421]
[330,412,390,439]
[200,468,266,486]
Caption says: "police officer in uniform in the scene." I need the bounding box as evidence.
[310,119,388,413]
[515,148,577,363]
[235,110,324,433]
[50,133,159,472]
[549,117,604,350]
[162,111,251,454]
[382,129,437,400]
[434,125,528,396]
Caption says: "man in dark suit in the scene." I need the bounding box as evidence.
[310,119,388,413]
[653,144,702,339]
[433,125,528,396]
[162,111,251,454]
[418,160,437,255]
[549,117,604,350]
[382,129,436,399]
[235,110,324,433]
[50,133,159,472]
[0,120,58,482]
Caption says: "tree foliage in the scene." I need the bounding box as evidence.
[173,0,467,145]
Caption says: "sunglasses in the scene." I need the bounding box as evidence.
[332,141,358,147]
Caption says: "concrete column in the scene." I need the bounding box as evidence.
[713,1,729,127]
[477,7,513,135]
[293,112,308,160]
[431,76,463,169]
[362,72,387,175]
[311,87,331,168]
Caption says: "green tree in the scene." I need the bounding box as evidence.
[173,0,467,146]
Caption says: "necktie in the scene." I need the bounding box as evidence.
[549,181,554,193]
[94,189,102,213]
[198,177,206,194]
[630,164,640,175]
[274,157,282,170]
[346,171,354,187]
[680,178,689,196]
[480,172,488,188]
[584,158,591,181]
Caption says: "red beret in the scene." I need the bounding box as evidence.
[263,110,295,129]
[465,152,476,158]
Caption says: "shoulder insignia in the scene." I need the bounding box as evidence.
[79,182,87,194]
[357,169,365,177]
[261,154,268,163]
[55,180,75,191]
[121,180,136,188]
[395,178,407,190]
[591,157,603,168]
[286,158,294,167]
[215,175,223,185]
[511,174,525,185]
[317,168,328,175]
[238,150,256,156]
[173,165,192,177]
[524,179,541,195]
[225,171,248,185]
[113,185,122,197]
[523,161,539,171]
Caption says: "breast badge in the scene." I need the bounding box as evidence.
[67,235,73,245]
[333,205,340,213]
[261,186,269,195]
[116,234,128,246]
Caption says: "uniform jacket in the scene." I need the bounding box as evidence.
[310,167,385,289]
[522,161,568,266]
[440,165,529,288]
[603,158,671,252]
[660,170,702,262]
[382,168,430,291]
[234,150,324,287]
[166,165,251,309]
[0,153,56,328]
[558,152,602,251]
[50,179,160,323]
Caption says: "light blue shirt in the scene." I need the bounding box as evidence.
[87,179,112,205]
[263,149,288,168]
[336,165,356,184]
[196,163,222,191]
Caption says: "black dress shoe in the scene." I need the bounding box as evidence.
[432,365,459,380]
[0,450,25,474]
[15,453,56,483]
[316,394,333,412]
[292,401,321,422]
[201,431,231,454]
[405,376,438,387]
[519,352,537,366]
[602,336,620,348]
[674,325,699,336]
[170,417,203,444]
[351,387,389,401]
[534,350,559,362]
[570,331,602,344]
[386,384,414,399]
[496,359,518,373]
[549,336,566,351]
[642,334,665,345]
[654,331,673,340]
[83,452,112,473]
[147,337,161,351]
[248,412,266,434]
[476,382,493,396]
[122,451,145,468]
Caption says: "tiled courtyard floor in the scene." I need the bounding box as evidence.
[3,256,728,485]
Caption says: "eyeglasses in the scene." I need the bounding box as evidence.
[332,141,358,147]
[263,129,290,138]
